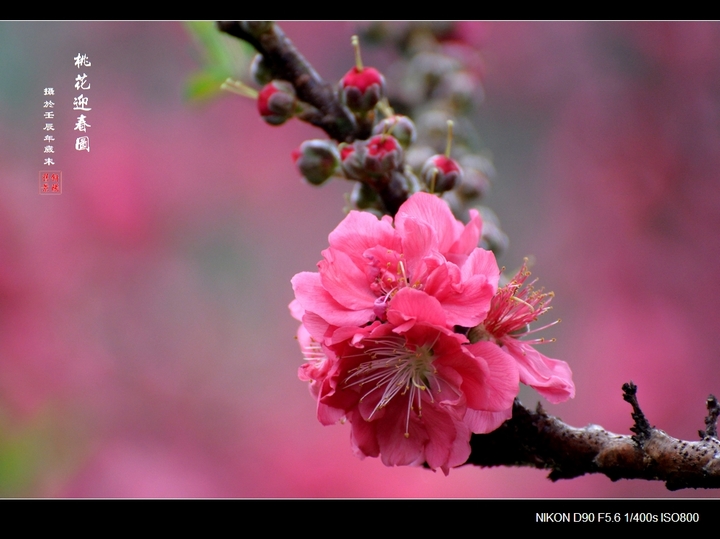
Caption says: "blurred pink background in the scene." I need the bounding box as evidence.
[0,21,719,497]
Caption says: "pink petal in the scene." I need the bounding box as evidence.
[461,247,500,290]
[423,263,495,327]
[463,407,513,434]
[504,339,576,403]
[328,210,397,268]
[375,398,429,467]
[317,400,347,426]
[386,287,448,332]
[318,374,361,423]
[449,207,483,256]
[397,217,437,272]
[300,311,330,344]
[288,299,304,321]
[459,341,519,411]
[291,271,373,328]
[418,402,461,470]
[318,248,376,311]
[395,192,459,253]
[349,411,380,459]
[441,418,472,473]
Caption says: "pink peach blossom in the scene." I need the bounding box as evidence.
[469,261,575,404]
[291,192,500,343]
[315,289,519,473]
[291,192,520,471]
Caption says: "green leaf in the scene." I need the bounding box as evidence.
[184,21,256,103]
[185,67,232,102]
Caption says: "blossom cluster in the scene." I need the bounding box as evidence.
[290,192,574,473]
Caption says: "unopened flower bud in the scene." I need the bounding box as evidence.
[257,80,296,126]
[340,36,386,113]
[436,71,481,111]
[402,166,423,195]
[339,142,364,180]
[340,135,403,181]
[457,154,494,201]
[292,140,340,186]
[372,115,417,149]
[409,51,462,94]
[416,109,456,149]
[349,181,379,210]
[405,145,437,171]
[422,119,462,193]
[341,67,385,113]
[384,171,411,206]
[422,154,463,193]
[476,206,509,255]
[363,134,404,177]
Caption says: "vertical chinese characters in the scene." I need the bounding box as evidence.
[40,87,61,195]
[73,53,91,152]
[42,88,55,165]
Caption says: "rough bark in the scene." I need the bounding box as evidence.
[466,384,720,491]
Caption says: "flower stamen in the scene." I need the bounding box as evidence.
[469,259,560,348]
[344,335,442,438]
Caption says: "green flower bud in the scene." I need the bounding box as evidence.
[292,139,340,185]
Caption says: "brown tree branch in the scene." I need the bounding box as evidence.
[218,21,407,213]
[217,21,362,143]
[466,383,720,490]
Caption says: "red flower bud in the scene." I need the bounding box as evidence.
[421,154,463,193]
[339,135,403,182]
[257,80,296,126]
[339,141,364,180]
[339,143,355,162]
[340,66,386,113]
[364,134,404,176]
[372,115,417,149]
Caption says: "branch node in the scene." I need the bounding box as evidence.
[702,394,720,439]
[622,381,652,446]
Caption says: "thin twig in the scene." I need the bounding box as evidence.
[701,395,719,438]
[622,381,653,445]
[218,21,409,214]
